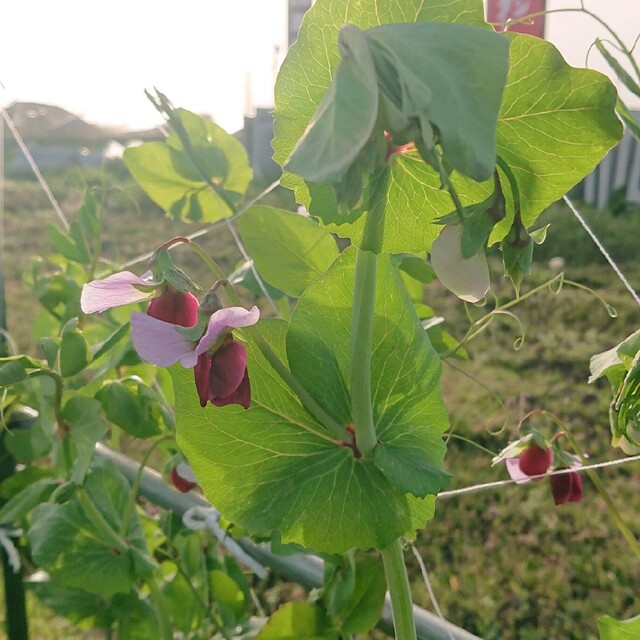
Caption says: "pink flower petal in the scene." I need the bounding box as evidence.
[506,458,532,484]
[81,271,162,313]
[195,306,260,357]
[130,312,197,367]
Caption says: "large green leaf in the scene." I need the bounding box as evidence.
[598,614,640,639]
[174,320,435,554]
[491,33,623,239]
[257,602,336,640]
[27,461,153,597]
[124,109,252,223]
[273,0,490,252]
[274,0,621,254]
[237,206,340,297]
[287,248,450,497]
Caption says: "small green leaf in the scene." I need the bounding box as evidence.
[91,323,130,361]
[59,324,92,378]
[210,570,246,618]
[598,613,640,639]
[0,478,58,525]
[394,255,436,284]
[595,39,640,99]
[615,98,640,140]
[95,379,163,438]
[124,109,252,223]
[286,24,379,184]
[47,224,90,264]
[0,356,44,387]
[340,556,386,635]
[63,395,108,484]
[257,602,336,640]
[238,206,340,297]
[324,554,357,617]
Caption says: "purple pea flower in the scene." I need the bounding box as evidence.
[130,306,259,409]
[81,271,260,409]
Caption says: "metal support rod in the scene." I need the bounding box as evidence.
[1,436,29,640]
[96,444,481,640]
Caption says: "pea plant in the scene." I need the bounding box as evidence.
[1,0,637,638]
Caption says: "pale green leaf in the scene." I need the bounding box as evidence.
[237,206,339,297]
[598,614,640,639]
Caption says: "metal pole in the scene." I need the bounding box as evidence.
[96,444,481,640]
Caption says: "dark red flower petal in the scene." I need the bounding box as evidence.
[209,340,248,401]
[194,353,213,408]
[550,470,583,505]
[169,467,197,493]
[518,444,552,477]
[212,369,251,409]
[147,288,199,327]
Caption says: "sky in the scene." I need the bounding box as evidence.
[0,0,638,134]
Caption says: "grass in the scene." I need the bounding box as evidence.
[2,166,640,638]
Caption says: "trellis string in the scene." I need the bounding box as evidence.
[563,194,640,307]
[438,454,640,499]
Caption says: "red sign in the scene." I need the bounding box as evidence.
[486,0,546,38]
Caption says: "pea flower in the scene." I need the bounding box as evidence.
[81,271,164,313]
[130,305,259,409]
[170,463,198,493]
[550,468,583,505]
[81,271,260,409]
[505,442,553,484]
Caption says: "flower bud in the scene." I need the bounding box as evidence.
[518,443,552,477]
[147,288,199,327]
[550,469,583,505]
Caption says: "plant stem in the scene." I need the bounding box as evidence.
[119,434,174,537]
[147,575,173,640]
[381,541,417,640]
[350,248,378,457]
[188,240,346,440]
[76,489,129,555]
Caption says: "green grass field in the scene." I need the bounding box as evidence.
[2,167,639,639]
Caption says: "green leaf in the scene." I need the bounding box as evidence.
[598,614,640,639]
[616,98,640,141]
[324,554,357,617]
[339,556,386,634]
[63,395,108,484]
[124,109,252,223]
[47,224,90,264]
[78,189,100,240]
[210,569,246,618]
[174,319,436,554]
[0,478,58,525]
[492,33,623,239]
[27,460,151,597]
[366,22,509,181]
[273,0,492,249]
[287,248,449,498]
[286,24,379,184]
[595,39,640,99]
[0,356,44,386]
[96,379,163,438]
[257,602,336,640]
[91,322,130,361]
[230,260,286,300]
[237,206,340,297]
[59,323,92,377]
[27,577,111,629]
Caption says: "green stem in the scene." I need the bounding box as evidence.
[76,489,129,555]
[188,240,346,440]
[558,422,640,561]
[119,434,174,537]
[350,248,378,457]
[147,575,173,640]
[381,541,417,640]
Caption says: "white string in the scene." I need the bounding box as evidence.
[563,195,640,307]
[0,107,70,231]
[438,454,640,499]
[410,544,454,640]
